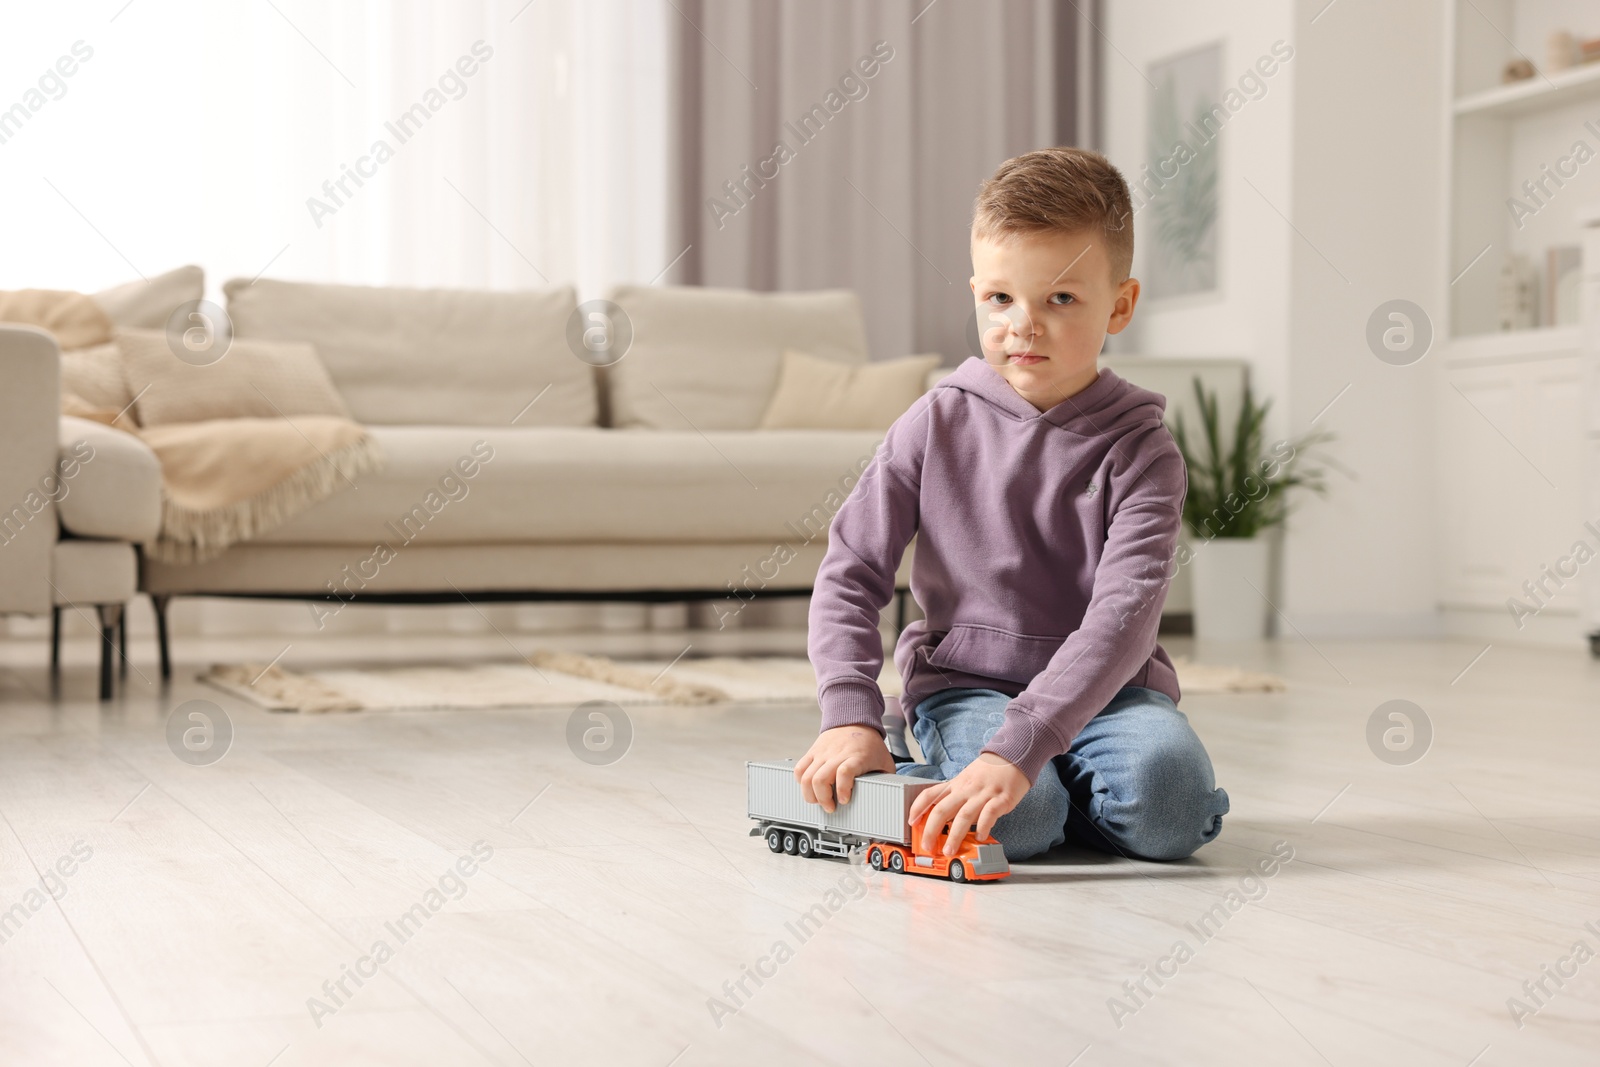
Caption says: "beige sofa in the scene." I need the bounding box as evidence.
[140,279,919,675]
[8,268,1241,686]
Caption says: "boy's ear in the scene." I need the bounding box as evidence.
[1106,277,1141,336]
[969,275,977,295]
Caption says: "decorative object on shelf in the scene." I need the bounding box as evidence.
[1582,37,1600,64]
[1549,30,1580,72]
[1170,377,1335,641]
[1546,244,1582,326]
[1145,43,1221,300]
[1502,57,1536,83]
[1498,253,1541,330]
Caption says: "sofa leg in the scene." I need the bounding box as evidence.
[151,594,172,681]
[118,609,128,679]
[96,604,122,701]
[895,590,908,634]
[50,606,61,675]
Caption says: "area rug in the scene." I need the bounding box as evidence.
[201,650,1284,714]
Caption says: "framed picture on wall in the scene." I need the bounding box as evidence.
[1144,42,1221,300]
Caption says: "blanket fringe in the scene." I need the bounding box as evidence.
[145,434,384,564]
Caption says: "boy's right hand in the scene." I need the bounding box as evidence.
[794,725,896,812]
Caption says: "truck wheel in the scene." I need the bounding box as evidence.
[783,832,798,855]
[766,829,783,853]
[949,860,967,883]
[889,851,904,872]
[868,847,883,870]
[797,834,813,858]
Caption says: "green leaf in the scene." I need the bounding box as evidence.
[1168,375,1336,540]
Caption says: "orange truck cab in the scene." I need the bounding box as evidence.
[864,812,1010,883]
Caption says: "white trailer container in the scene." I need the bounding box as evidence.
[746,758,937,859]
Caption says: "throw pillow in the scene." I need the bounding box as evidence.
[117,327,353,427]
[92,265,205,329]
[62,340,134,411]
[758,349,941,430]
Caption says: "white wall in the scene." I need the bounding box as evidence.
[1282,0,1444,637]
[1103,0,1446,637]
[1101,1,1297,428]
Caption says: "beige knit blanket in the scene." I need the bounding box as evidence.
[0,288,113,349]
[3,287,381,564]
[138,416,382,564]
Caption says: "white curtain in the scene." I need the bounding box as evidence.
[0,0,669,302]
[4,1,674,644]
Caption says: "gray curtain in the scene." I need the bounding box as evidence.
[665,0,1088,365]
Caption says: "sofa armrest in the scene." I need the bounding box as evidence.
[58,416,163,543]
[924,364,954,392]
[0,325,62,614]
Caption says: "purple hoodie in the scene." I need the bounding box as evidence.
[808,357,1186,785]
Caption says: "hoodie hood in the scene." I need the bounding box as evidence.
[934,356,1168,437]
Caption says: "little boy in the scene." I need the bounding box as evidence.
[794,147,1229,863]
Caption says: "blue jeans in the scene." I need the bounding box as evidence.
[895,687,1229,862]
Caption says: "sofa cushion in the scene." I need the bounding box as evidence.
[56,417,162,542]
[605,286,870,431]
[92,265,205,330]
[759,350,941,430]
[255,425,886,545]
[61,341,133,411]
[223,278,594,428]
[118,328,351,426]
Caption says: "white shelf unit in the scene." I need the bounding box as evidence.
[1438,0,1600,650]
[1453,56,1600,117]
[1446,1,1600,340]
[1445,324,1580,363]
[1581,215,1600,652]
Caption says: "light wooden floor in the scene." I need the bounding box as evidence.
[1,633,1597,1066]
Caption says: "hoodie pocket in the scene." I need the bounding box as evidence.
[925,623,1066,685]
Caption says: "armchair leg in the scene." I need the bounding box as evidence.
[895,590,908,634]
[95,604,123,701]
[50,606,61,676]
[118,608,128,679]
[151,594,172,681]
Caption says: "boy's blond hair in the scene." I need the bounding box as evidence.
[972,147,1134,282]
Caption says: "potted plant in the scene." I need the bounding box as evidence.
[1170,376,1335,640]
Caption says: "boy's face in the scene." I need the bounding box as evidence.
[969,227,1140,411]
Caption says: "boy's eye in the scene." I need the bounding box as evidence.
[986,293,1011,306]
[1049,292,1075,305]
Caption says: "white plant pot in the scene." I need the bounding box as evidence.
[1189,536,1271,641]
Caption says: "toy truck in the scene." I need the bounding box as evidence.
[746,759,1010,882]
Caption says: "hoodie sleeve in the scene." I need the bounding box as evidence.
[807,392,933,734]
[980,427,1186,784]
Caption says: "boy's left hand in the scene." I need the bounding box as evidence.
[908,753,1030,856]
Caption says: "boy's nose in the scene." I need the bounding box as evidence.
[1009,307,1039,339]
[998,303,1036,337]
